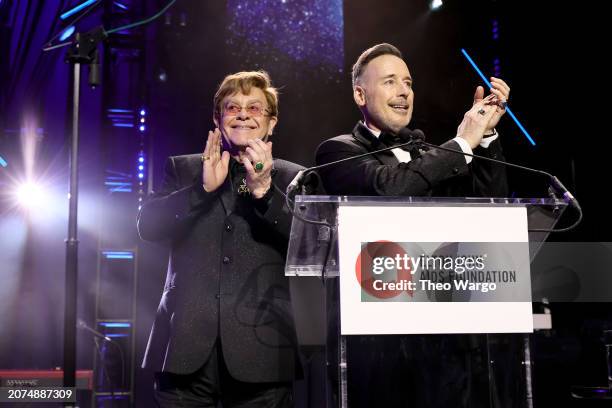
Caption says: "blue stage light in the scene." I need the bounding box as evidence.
[140,109,146,116]
[102,251,134,259]
[60,0,98,20]
[0,155,7,167]
[113,1,128,10]
[59,26,76,41]
[138,165,144,171]
[139,157,144,163]
[104,181,132,193]
[461,48,536,146]
[138,173,144,179]
[99,322,131,328]
[139,125,145,132]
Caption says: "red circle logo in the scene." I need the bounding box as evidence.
[355,241,414,299]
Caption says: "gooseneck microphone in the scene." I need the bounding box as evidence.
[396,128,580,207]
[286,128,582,232]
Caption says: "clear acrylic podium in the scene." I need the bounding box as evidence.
[286,195,567,408]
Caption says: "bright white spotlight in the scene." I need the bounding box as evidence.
[430,0,443,10]
[16,182,46,209]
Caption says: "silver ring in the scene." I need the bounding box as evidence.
[477,108,486,115]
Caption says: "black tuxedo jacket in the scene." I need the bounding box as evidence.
[315,122,508,197]
[315,122,509,407]
[138,154,302,383]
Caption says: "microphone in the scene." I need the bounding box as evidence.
[77,318,112,342]
[289,127,581,232]
[287,169,307,197]
[396,127,580,211]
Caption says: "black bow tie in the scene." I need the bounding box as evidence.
[379,130,425,159]
[379,132,410,147]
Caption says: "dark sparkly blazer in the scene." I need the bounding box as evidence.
[138,154,303,382]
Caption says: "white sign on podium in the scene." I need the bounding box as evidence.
[337,205,532,335]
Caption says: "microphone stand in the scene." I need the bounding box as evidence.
[287,133,581,233]
[52,26,107,394]
[415,140,583,232]
[41,3,176,395]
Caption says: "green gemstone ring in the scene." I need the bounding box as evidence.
[254,161,264,172]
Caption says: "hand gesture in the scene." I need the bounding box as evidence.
[457,96,498,149]
[473,77,510,132]
[202,128,230,192]
[242,139,273,199]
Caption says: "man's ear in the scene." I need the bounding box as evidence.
[353,85,366,107]
[267,116,278,137]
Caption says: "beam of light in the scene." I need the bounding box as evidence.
[59,25,75,41]
[15,182,47,209]
[102,251,134,259]
[461,48,536,146]
[20,116,39,181]
[60,0,97,20]
[99,322,131,328]
[430,0,443,10]
[113,1,128,10]
[0,155,7,167]
[0,216,28,342]
[107,108,132,113]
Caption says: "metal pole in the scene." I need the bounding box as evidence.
[63,62,81,402]
[523,334,534,408]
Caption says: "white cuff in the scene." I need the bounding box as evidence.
[453,137,474,164]
[480,132,499,148]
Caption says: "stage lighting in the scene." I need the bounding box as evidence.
[60,0,98,20]
[0,155,7,167]
[430,0,443,10]
[113,1,128,11]
[15,182,46,209]
[59,26,76,42]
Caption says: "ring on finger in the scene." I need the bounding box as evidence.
[254,161,264,172]
[477,108,486,115]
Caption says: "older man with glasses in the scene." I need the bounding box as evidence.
[138,71,303,408]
